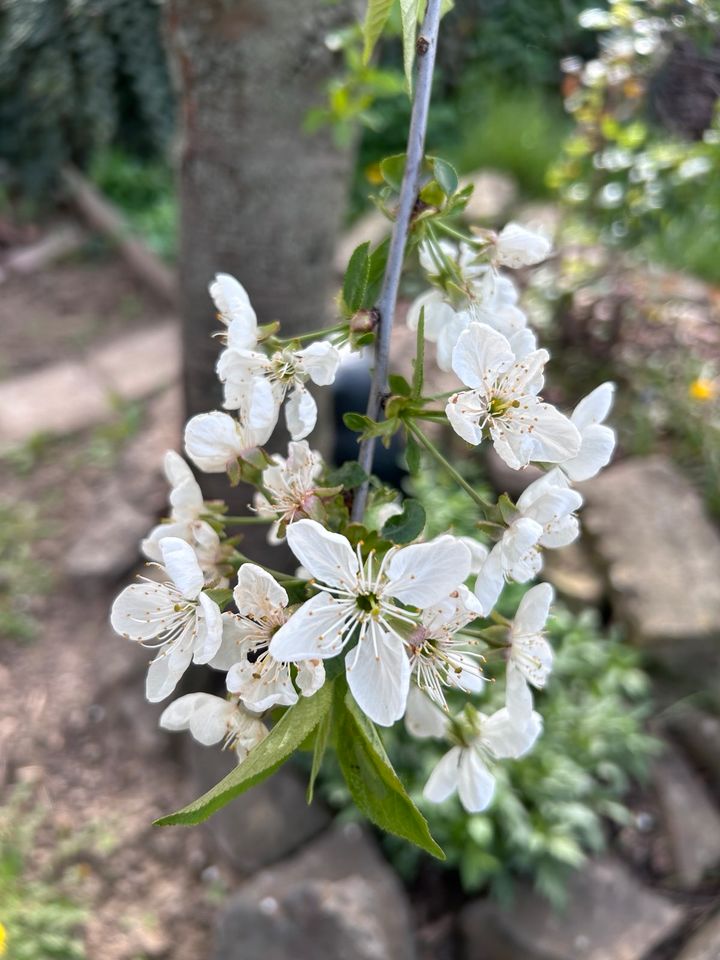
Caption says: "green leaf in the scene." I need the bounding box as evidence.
[154,683,334,826]
[381,498,426,543]
[405,433,421,474]
[325,461,368,489]
[307,706,332,804]
[343,412,374,433]
[380,153,406,191]
[343,242,371,314]
[411,305,425,398]
[388,374,412,397]
[363,238,390,308]
[432,157,459,197]
[335,691,445,859]
[399,0,420,95]
[362,0,394,64]
[204,587,233,610]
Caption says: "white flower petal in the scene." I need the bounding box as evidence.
[227,658,298,712]
[193,591,224,664]
[446,391,486,445]
[209,613,257,671]
[483,706,542,758]
[563,423,616,482]
[146,646,191,702]
[188,695,235,745]
[296,658,326,698]
[404,684,449,739]
[286,519,359,589]
[474,543,505,616]
[285,385,317,441]
[111,582,174,642]
[452,323,514,390]
[159,537,204,599]
[505,661,534,724]
[423,746,462,803]
[514,582,554,635]
[387,536,471,607]
[209,273,258,348]
[496,222,552,268]
[185,411,262,473]
[269,592,352,660]
[233,563,288,621]
[457,746,496,812]
[345,624,410,727]
[571,382,615,432]
[299,341,341,386]
[407,291,457,342]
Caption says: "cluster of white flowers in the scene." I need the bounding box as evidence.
[111,219,616,818]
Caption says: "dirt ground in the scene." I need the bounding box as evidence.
[0,251,222,959]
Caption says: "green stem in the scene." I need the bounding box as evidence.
[435,220,476,244]
[277,322,347,344]
[406,421,495,514]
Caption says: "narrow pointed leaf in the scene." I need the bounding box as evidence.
[335,692,445,859]
[343,242,371,314]
[155,682,333,826]
[362,0,394,64]
[399,0,421,94]
[411,305,425,398]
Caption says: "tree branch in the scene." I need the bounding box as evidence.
[351,0,443,522]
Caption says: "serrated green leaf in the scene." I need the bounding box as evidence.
[399,0,421,94]
[380,153,406,192]
[343,242,371,314]
[307,705,332,804]
[335,691,445,859]
[381,498,426,543]
[362,0,394,64]
[364,238,390,308]
[432,157,459,196]
[154,683,334,826]
[325,460,368,489]
[388,373,412,397]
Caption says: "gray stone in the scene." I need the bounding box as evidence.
[668,707,720,797]
[187,740,330,874]
[459,855,683,960]
[64,496,155,585]
[461,170,518,225]
[675,911,720,960]
[542,540,605,609]
[213,822,415,960]
[583,457,720,650]
[654,745,720,889]
[0,323,180,448]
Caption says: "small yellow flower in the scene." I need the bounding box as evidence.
[689,378,718,402]
[0,921,8,956]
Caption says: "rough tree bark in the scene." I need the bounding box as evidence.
[165,0,356,421]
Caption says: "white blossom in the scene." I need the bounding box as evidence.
[142,451,223,582]
[493,222,552,268]
[423,707,542,812]
[505,583,554,724]
[211,563,324,712]
[446,323,581,470]
[254,440,324,540]
[404,684,450,739]
[160,692,267,761]
[110,537,223,702]
[269,520,471,726]
[184,411,268,473]
[560,382,616,482]
[217,340,341,441]
[209,273,258,350]
[474,468,582,613]
[406,585,485,708]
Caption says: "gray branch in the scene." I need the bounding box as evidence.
[351,0,443,522]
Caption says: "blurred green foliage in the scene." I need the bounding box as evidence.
[89,149,177,261]
[0,0,174,201]
[0,498,51,642]
[0,786,87,959]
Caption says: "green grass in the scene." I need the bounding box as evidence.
[0,498,51,642]
[89,149,177,262]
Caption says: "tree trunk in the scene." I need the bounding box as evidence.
[165,0,355,420]
[164,0,356,561]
